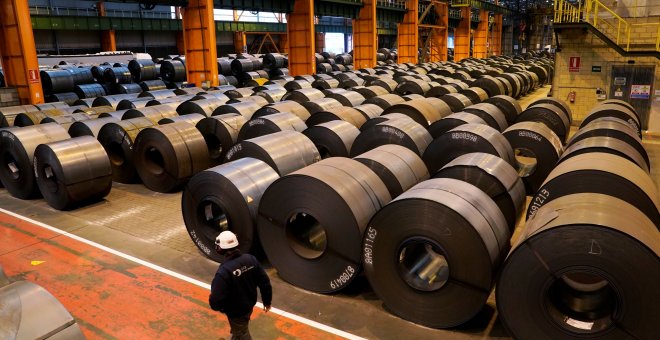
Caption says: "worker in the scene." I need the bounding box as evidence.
[209,231,272,340]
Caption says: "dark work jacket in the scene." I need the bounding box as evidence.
[209,251,272,317]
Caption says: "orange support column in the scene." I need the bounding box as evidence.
[430,2,449,61]
[397,0,418,64]
[287,0,315,76]
[454,6,471,61]
[352,0,376,68]
[491,14,503,56]
[97,2,116,52]
[176,31,185,55]
[182,0,218,87]
[0,0,44,104]
[279,33,289,54]
[234,32,246,53]
[473,10,489,58]
[315,32,325,53]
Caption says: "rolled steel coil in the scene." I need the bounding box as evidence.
[174,87,206,96]
[502,121,563,194]
[382,98,452,128]
[0,123,70,198]
[305,106,369,128]
[113,83,143,95]
[284,80,312,91]
[435,152,525,230]
[258,157,391,293]
[394,79,432,96]
[559,136,649,173]
[269,68,290,79]
[516,103,570,144]
[364,93,406,110]
[238,112,307,141]
[103,67,132,84]
[352,85,388,99]
[439,93,474,112]
[580,104,641,136]
[335,54,353,65]
[339,77,365,88]
[463,103,508,132]
[601,99,637,117]
[311,78,340,90]
[568,117,649,169]
[14,109,63,127]
[254,89,287,104]
[46,92,79,106]
[484,95,522,124]
[494,76,513,97]
[40,70,75,94]
[91,65,112,81]
[133,122,209,193]
[354,103,384,121]
[263,53,286,69]
[359,113,415,132]
[34,101,71,111]
[324,90,365,107]
[299,98,343,115]
[128,59,157,82]
[117,98,151,110]
[223,87,256,100]
[97,117,156,183]
[281,88,326,103]
[302,120,360,158]
[227,96,270,106]
[225,130,320,175]
[459,87,489,104]
[146,95,196,107]
[295,74,316,83]
[76,106,116,117]
[40,113,93,130]
[354,144,429,198]
[526,152,659,226]
[139,89,176,100]
[196,114,247,166]
[182,157,280,261]
[67,67,94,85]
[423,124,514,174]
[231,59,256,75]
[177,98,227,117]
[498,193,659,339]
[350,117,432,157]
[68,117,120,137]
[253,100,311,121]
[497,74,523,98]
[425,85,458,98]
[33,136,112,210]
[427,112,487,139]
[93,94,140,110]
[123,104,179,124]
[74,83,106,99]
[213,101,264,120]
[532,97,573,126]
[217,59,232,76]
[158,113,205,126]
[139,80,168,92]
[368,78,398,93]
[160,60,186,82]
[363,178,509,328]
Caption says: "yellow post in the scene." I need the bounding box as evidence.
[352,0,377,68]
[397,0,419,64]
[182,0,218,87]
[287,0,315,76]
[0,0,45,104]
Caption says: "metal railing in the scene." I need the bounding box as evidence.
[29,6,173,19]
[554,0,660,53]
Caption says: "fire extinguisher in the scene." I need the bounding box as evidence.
[567,91,576,103]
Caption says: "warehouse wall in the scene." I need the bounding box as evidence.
[553,27,659,131]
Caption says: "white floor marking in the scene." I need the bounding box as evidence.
[0,207,366,340]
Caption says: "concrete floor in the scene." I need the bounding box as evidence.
[1,85,658,339]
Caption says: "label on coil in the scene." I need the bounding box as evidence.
[451,132,478,143]
[363,226,378,265]
[564,317,594,330]
[225,144,242,160]
[381,126,405,139]
[518,130,542,142]
[189,230,212,256]
[527,188,550,218]
[329,265,355,290]
[249,119,266,127]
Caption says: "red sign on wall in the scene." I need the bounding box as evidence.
[569,57,580,72]
[28,69,40,84]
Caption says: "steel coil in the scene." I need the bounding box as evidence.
[139,80,168,92]
[301,98,344,116]
[182,158,280,261]
[526,152,659,226]
[459,87,489,104]
[368,78,398,92]
[394,79,432,96]
[364,93,406,110]
[68,117,119,137]
[439,93,473,112]
[93,94,140,110]
[423,123,514,174]
[580,104,641,136]
[311,78,340,90]
[33,136,112,210]
[238,112,307,141]
[122,104,179,124]
[435,152,525,230]
[146,94,196,107]
[91,65,112,81]
[128,59,157,82]
[284,80,312,91]
[302,120,360,158]
[40,113,93,130]
[0,123,70,198]
[226,130,320,175]
[324,90,365,107]
[196,114,246,166]
[67,67,94,85]
[254,89,287,103]
[103,66,132,84]
[305,106,369,128]
[463,103,508,132]
[158,113,205,126]
[263,53,286,69]
[74,83,107,99]
[112,83,143,95]
[97,117,155,183]
[213,101,263,120]
[427,112,487,139]
[351,85,388,99]
[139,89,176,100]
[282,88,325,103]
[177,98,228,117]
[382,98,452,128]
[516,103,570,144]
[498,193,659,339]
[350,117,432,157]
[425,85,458,98]
[132,121,209,192]
[354,144,429,198]
[46,92,79,106]
[253,100,311,121]
[258,157,391,293]
[224,87,256,99]
[363,178,509,328]
[40,70,75,94]
[353,104,384,120]
[559,136,649,173]
[14,110,62,127]
[484,95,522,124]
[160,60,186,82]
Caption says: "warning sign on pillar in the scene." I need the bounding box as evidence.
[569,57,580,72]
[28,69,40,84]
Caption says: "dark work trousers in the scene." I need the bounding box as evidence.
[228,311,252,340]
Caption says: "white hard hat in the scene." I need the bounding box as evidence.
[216,231,239,249]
